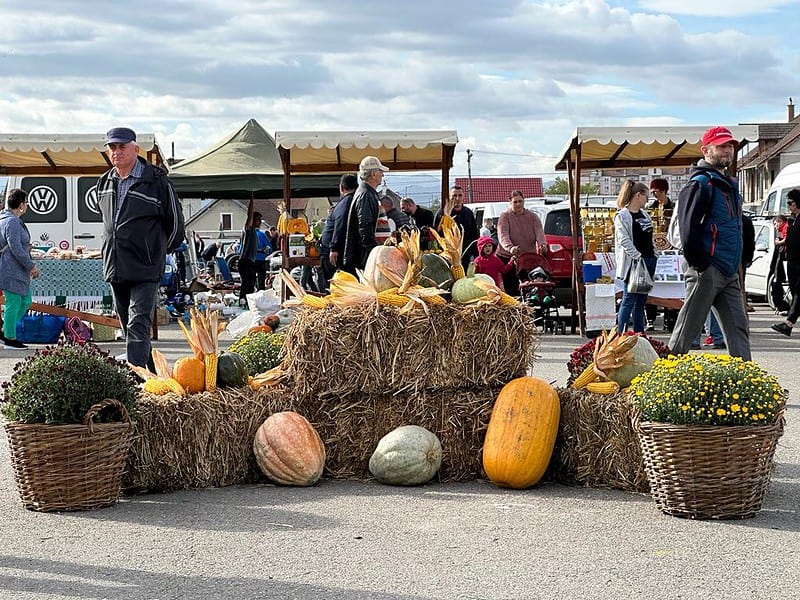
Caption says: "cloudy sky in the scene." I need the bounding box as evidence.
[2,0,799,200]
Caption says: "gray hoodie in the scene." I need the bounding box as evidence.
[0,209,35,296]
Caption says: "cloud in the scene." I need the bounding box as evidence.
[636,0,800,17]
[0,0,798,176]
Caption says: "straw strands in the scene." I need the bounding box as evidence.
[548,387,648,493]
[282,303,537,398]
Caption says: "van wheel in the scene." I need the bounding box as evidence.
[226,254,240,273]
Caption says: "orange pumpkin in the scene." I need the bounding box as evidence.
[253,411,326,486]
[263,314,280,329]
[482,376,560,489]
[307,244,320,258]
[248,325,272,335]
[172,357,206,393]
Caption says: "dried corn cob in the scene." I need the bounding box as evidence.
[301,294,330,309]
[204,353,218,392]
[377,290,411,307]
[499,292,518,305]
[586,380,621,395]
[421,294,447,306]
[451,263,465,281]
[572,363,599,389]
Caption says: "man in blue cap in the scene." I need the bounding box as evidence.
[96,127,185,368]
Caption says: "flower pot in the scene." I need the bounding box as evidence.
[4,399,133,512]
[635,413,784,519]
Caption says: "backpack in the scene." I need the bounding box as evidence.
[63,316,91,344]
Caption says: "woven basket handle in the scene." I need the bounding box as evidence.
[82,398,131,434]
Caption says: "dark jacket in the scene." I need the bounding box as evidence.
[386,205,410,229]
[434,205,480,263]
[343,182,380,270]
[97,158,185,283]
[410,205,434,229]
[320,192,354,257]
[785,213,800,264]
[677,162,743,277]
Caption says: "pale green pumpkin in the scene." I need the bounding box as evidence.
[369,425,442,486]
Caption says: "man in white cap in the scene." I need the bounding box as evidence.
[342,155,389,273]
[668,126,751,360]
[96,127,185,368]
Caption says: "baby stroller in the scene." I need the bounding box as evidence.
[516,252,565,334]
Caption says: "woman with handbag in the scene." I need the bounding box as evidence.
[614,180,657,333]
[0,189,40,349]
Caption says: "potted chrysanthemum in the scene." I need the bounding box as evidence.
[628,353,787,520]
[1,341,138,512]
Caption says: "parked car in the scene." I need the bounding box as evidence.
[744,219,790,310]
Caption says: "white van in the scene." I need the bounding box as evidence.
[759,162,800,216]
[6,175,104,250]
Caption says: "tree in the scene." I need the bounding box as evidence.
[545,177,597,195]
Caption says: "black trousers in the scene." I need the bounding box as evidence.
[255,260,267,290]
[238,258,257,302]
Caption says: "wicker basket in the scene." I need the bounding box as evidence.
[4,399,133,512]
[636,412,784,520]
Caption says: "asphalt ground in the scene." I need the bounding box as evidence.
[0,303,798,600]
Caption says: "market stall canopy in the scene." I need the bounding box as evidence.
[0,133,162,175]
[554,125,760,171]
[274,130,459,172]
[168,119,341,199]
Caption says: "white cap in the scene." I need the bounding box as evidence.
[359,155,389,172]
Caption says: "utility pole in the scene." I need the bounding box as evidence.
[466,149,474,203]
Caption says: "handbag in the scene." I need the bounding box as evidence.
[626,258,654,294]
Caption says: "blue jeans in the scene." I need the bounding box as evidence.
[693,311,723,346]
[617,256,657,333]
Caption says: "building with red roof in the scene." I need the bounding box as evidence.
[454,177,543,203]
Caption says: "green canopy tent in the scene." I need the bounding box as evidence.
[168,119,341,198]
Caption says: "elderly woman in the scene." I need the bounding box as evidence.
[614,180,656,333]
[0,189,40,349]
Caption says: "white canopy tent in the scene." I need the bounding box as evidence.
[0,133,162,175]
[273,130,458,283]
[554,125,760,335]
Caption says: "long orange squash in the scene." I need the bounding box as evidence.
[253,411,326,486]
[482,376,560,489]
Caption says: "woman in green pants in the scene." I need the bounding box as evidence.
[0,189,40,349]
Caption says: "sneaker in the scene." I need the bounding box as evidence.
[713,341,727,349]
[771,322,792,337]
[115,353,128,362]
[3,338,28,350]
[645,321,655,332]
[703,335,714,347]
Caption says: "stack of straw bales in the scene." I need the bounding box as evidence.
[125,303,537,492]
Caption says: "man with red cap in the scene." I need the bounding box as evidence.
[668,126,751,360]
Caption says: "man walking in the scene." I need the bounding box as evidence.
[342,156,388,274]
[320,173,358,284]
[668,126,750,360]
[97,127,185,367]
[771,188,800,336]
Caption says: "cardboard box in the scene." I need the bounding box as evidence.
[156,307,170,325]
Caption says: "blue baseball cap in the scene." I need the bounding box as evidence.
[105,127,137,145]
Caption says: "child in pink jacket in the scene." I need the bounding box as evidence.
[473,235,516,291]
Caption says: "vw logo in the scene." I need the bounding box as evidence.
[27,185,59,216]
[85,186,100,215]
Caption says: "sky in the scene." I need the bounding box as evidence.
[2,0,799,203]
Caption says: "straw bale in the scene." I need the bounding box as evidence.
[125,385,500,492]
[124,386,294,493]
[548,387,648,493]
[281,303,537,399]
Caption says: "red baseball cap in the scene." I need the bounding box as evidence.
[701,126,737,147]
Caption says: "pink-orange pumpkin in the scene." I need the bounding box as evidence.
[362,245,408,292]
[253,411,326,486]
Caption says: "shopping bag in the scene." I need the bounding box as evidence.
[16,314,67,344]
[626,258,653,294]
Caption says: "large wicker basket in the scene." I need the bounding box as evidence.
[4,399,133,512]
[636,412,784,520]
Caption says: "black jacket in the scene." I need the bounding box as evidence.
[320,192,354,257]
[434,205,480,263]
[343,182,380,270]
[97,158,185,283]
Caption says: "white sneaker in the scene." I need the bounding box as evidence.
[115,353,128,362]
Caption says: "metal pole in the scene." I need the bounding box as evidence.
[466,149,474,203]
